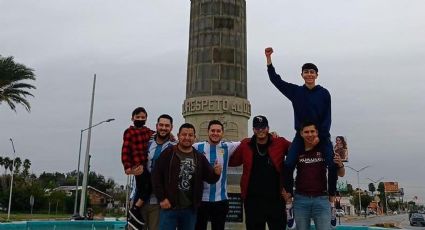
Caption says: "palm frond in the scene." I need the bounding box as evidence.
[0,55,36,112]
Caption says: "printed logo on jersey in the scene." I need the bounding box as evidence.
[299,151,324,164]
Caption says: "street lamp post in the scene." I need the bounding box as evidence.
[7,138,16,221]
[73,118,115,216]
[79,74,96,218]
[346,165,370,216]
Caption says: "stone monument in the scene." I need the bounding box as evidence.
[182,0,251,141]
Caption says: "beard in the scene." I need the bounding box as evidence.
[208,137,220,145]
[157,131,170,139]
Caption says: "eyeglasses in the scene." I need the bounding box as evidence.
[254,127,267,131]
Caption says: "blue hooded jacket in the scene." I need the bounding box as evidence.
[267,64,331,138]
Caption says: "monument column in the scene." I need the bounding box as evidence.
[183,0,250,141]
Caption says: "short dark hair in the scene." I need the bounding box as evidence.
[132,107,147,117]
[179,123,196,134]
[208,120,223,131]
[302,63,318,73]
[157,114,173,124]
[300,121,318,132]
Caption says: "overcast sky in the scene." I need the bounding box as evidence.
[1,1,424,203]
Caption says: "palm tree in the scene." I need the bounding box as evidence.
[0,156,4,170]
[23,159,31,177]
[0,156,5,190]
[3,157,11,175]
[0,55,36,112]
[13,157,22,174]
[368,183,376,196]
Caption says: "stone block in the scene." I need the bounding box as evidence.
[213,47,234,64]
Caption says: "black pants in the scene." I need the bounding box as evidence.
[244,197,286,230]
[195,200,229,230]
[134,169,152,204]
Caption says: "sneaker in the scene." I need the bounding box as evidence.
[331,206,337,228]
[286,203,296,230]
[128,207,144,230]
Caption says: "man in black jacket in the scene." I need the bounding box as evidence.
[152,123,222,230]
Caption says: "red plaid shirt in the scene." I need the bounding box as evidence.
[121,126,154,170]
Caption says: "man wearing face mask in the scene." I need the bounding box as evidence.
[121,107,155,230]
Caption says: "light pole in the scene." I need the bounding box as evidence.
[73,118,115,216]
[79,74,96,218]
[346,165,370,216]
[7,138,16,221]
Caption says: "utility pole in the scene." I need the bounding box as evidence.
[347,165,370,215]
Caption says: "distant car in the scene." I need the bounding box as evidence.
[410,213,425,226]
[336,209,345,217]
[367,210,376,215]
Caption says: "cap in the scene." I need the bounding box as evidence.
[253,115,269,129]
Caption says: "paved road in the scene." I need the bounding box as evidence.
[344,213,425,229]
[221,213,425,229]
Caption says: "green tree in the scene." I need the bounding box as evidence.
[3,157,12,174]
[13,157,22,174]
[377,182,390,213]
[0,56,36,112]
[38,172,66,189]
[346,183,354,194]
[22,158,31,177]
[368,183,376,195]
[48,190,68,214]
[387,199,400,212]
[0,156,5,190]
[351,190,373,214]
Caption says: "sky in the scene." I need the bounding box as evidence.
[1,1,424,203]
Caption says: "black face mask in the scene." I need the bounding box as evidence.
[133,120,146,128]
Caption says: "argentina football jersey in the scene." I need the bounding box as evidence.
[193,141,240,202]
[146,137,176,203]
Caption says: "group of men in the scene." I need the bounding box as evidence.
[120,47,346,230]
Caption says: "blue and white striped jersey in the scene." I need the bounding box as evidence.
[146,136,176,204]
[193,141,240,202]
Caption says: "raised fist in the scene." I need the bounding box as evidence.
[265,47,274,56]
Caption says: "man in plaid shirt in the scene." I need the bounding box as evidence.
[121,107,154,230]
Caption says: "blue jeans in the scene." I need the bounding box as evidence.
[293,194,331,230]
[159,208,197,230]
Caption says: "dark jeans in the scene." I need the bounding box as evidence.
[244,197,285,230]
[134,169,152,204]
[195,200,229,230]
[159,208,197,230]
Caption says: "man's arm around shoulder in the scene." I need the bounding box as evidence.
[229,138,250,167]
